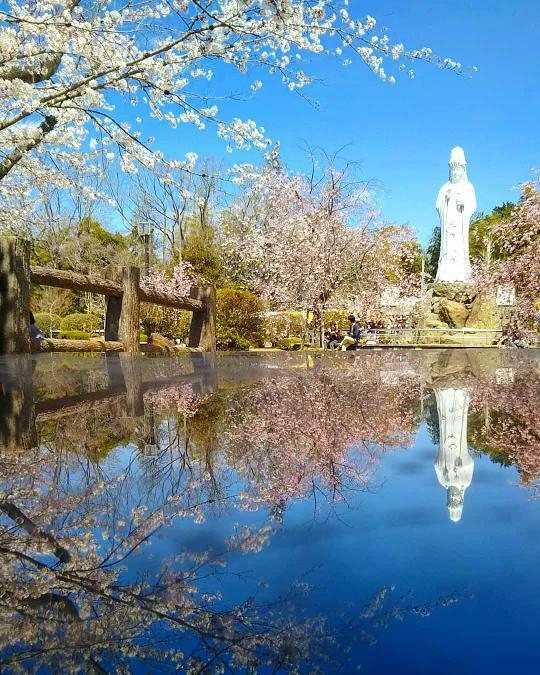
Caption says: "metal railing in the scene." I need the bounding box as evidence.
[328,327,540,347]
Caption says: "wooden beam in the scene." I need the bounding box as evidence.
[30,338,191,354]
[139,288,203,312]
[32,265,203,311]
[31,338,124,353]
[0,237,31,354]
[31,266,123,296]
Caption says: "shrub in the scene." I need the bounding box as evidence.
[33,312,61,337]
[216,288,264,346]
[276,337,302,351]
[58,330,92,340]
[140,304,191,340]
[139,332,148,343]
[60,312,102,333]
[216,326,251,351]
[148,333,174,347]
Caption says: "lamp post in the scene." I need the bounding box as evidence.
[420,248,428,297]
[137,220,153,277]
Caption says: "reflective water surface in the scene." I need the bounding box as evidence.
[0,349,539,673]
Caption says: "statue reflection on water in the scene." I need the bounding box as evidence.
[433,388,474,522]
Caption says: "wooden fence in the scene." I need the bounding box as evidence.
[0,236,216,354]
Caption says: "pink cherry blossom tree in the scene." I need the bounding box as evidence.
[474,178,540,321]
[221,166,420,329]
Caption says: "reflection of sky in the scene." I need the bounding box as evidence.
[124,423,540,674]
[6,351,540,672]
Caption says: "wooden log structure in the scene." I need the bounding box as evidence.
[0,236,216,353]
[30,265,204,311]
[0,237,31,354]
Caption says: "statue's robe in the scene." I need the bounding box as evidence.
[435,179,476,283]
[434,388,474,522]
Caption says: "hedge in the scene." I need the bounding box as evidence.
[60,313,102,333]
[33,312,62,337]
[216,326,251,351]
[276,337,302,351]
[216,288,264,346]
[58,330,92,340]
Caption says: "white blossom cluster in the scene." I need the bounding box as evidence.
[0,0,462,231]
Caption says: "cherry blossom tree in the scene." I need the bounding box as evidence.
[473,178,540,321]
[221,166,419,329]
[0,0,463,233]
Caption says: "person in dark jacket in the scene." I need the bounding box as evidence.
[29,311,44,340]
[340,314,361,351]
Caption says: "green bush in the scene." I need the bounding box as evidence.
[276,337,302,351]
[58,330,92,340]
[60,313,102,333]
[140,305,191,340]
[33,312,61,337]
[216,288,264,346]
[216,326,251,351]
[139,332,148,343]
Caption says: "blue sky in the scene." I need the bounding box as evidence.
[133,0,540,245]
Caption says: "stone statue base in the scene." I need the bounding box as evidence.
[412,283,504,342]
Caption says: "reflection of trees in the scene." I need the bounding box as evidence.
[467,373,540,491]
[0,352,465,671]
[220,363,421,510]
[423,350,540,496]
[0,426,455,672]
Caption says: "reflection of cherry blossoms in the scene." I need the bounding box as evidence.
[468,371,540,493]
[0,437,456,673]
[144,383,207,418]
[222,363,420,509]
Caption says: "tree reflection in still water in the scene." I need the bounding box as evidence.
[1,349,538,672]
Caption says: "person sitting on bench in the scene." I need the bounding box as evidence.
[29,311,44,340]
[325,321,343,350]
[340,314,361,351]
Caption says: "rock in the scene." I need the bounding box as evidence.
[438,298,469,328]
[421,312,449,329]
[465,292,504,329]
[432,282,477,304]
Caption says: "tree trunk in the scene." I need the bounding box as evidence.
[0,236,31,354]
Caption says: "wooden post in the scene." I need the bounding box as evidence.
[119,266,140,353]
[0,356,37,451]
[120,353,144,417]
[104,266,122,341]
[188,284,216,352]
[0,237,31,354]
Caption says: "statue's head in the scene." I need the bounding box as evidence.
[447,486,465,522]
[448,146,467,183]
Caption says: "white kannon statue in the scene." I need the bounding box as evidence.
[434,388,474,522]
[435,147,477,283]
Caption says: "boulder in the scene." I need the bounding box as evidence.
[432,282,477,304]
[420,312,449,329]
[465,292,504,329]
[438,298,469,328]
